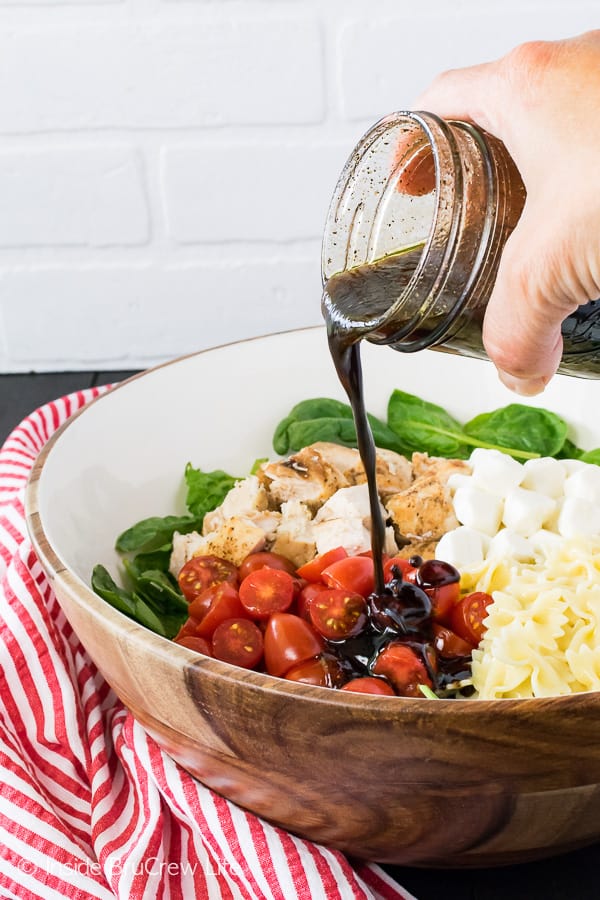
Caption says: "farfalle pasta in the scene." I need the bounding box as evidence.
[467,537,600,699]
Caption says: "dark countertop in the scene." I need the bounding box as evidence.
[1,371,598,900]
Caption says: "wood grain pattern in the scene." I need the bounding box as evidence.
[35,559,600,868]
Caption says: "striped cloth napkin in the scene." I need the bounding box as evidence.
[0,386,416,900]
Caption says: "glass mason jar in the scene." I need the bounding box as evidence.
[322,110,600,377]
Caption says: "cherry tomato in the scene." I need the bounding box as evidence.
[450,592,493,646]
[341,676,396,696]
[193,583,249,638]
[211,617,264,669]
[372,643,433,697]
[415,560,460,624]
[426,581,460,624]
[173,634,212,656]
[284,654,347,687]
[321,556,375,598]
[173,616,201,641]
[431,623,475,658]
[238,550,296,580]
[239,568,295,619]
[383,556,417,583]
[309,588,368,640]
[178,555,238,602]
[296,547,348,582]
[263,612,324,677]
[296,582,329,620]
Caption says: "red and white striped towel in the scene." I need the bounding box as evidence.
[0,387,416,900]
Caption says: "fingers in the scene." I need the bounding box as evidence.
[413,60,505,137]
[481,224,566,396]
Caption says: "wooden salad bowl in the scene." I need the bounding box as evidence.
[25,328,600,867]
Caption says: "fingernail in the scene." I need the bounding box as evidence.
[497,370,549,396]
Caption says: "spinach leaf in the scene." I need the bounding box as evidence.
[464,405,568,458]
[250,457,268,474]
[387,390,471,458]
[91,564,169,636]
[555,438,584,460]
[580,448,600,465]
[284,415,408,455]
[129,544,173,575]
[273,398,354,454]
[123,562,188,614]
[115,514,203,554]
[184,464,238,518]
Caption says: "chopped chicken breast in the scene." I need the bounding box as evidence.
[203,475,269,533]
[261,445,349,510]
[411,453,471,483]
[310,441,412,496]
[270,500,316,567]
[170,516,267,573]
[385,475,458,542]
[313,483,398,557]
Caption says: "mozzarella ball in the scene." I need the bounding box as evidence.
[435,526,488,570]
[469,448,523,496]
[563,465,600,506]
[521,457,566,499]
[486,529,535,563]
[502,487,556,537]
[557,497,600,539]
[453,485,503,536]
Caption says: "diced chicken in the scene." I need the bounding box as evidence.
[310,441,412,496]
[393,538,439,562]
[312,483,398,558]
[170,516,267,573]
[169,530,207,578]
[313,517,372,557]
[261,445,349,510]
[385,475,458,542]
[203,475,269,533]
[270,500,316,567]
[411,452,471,483]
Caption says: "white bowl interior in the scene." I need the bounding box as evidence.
[35,327,600,586]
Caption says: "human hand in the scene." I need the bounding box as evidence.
[415,30,600,394]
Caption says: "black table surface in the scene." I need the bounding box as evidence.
[1,370,599,899]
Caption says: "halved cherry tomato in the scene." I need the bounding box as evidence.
[341,676,396,696]
[372,643,433,697]
[178,555,238,602]
[263,612,324,677]
[193,583,249,638]
[309,588,367,640]
[173,616,201,641]
[296,547,348,582]
[284,654,347,687]
[425,582,460,625]
[383,556,417,583]
[431,623,475,658]
[239,568,295,619]
[296,582,329,621]
[173,634,212,655]
[321,556,375,599]
[238,550,296,580]
[450,592,493,646]
[211,617,264,669]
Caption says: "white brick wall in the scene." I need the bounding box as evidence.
[0,0,597,372]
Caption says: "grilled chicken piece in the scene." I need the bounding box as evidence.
[313,484,398,557]
[261,445,349,510]
[411,453,471,483]
[309,441,412,497]
[385,475,459,542]
[270,500,316,567]
[393,538,439,561]
[170,516,267,574]
[203,475,269,534]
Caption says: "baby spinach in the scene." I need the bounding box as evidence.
[91,564,176,637]
[93,463,239,638]
[115,514,203,554]
[184,464,238,519]
[273,396,407,456]
[463,405,568,458]
[581,448,600,465]
[387,390,471,459]
[273,397,353,455]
